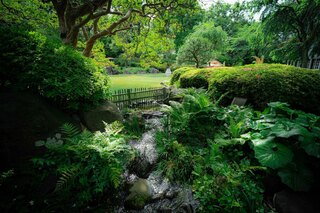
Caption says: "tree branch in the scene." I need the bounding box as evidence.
[111,25,133,35]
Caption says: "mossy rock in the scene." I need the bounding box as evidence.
[81,100,122,132]
[0,92,79,170]
[124,179,152,210]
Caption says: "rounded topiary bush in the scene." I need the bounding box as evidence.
[171,64,320,114]
[0,25,110,110]
[179,69,210,89]
[170,67,195,85]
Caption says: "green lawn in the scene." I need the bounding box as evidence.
[109,73,170,91]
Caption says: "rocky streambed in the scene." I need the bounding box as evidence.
[117,112,198,213]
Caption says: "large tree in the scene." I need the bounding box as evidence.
[253,0,320,67]
[205,1,252,36]
[44,0,197,57]
[177,22,227,67]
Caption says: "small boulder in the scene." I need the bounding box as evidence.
[81,101,122,132]
[124,179,152,210]
[105,66,119,75]
[149,68,159,73]
[0,92,79,170]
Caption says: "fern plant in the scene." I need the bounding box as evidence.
[252,56,264,64]
[161,89,220,146]
[33,122,134,208]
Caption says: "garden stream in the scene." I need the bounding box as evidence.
[117,112,198,212]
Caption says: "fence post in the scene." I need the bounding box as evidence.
[127,89,131,107]
[162,87,167,101]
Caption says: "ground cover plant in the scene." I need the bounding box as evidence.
[156,89,320,212]
[171,64,320,114]
[156,90,267,212]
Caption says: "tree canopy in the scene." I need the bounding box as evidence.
[1,0,319,68]
[254,0,320,67]
[177,22,227,67]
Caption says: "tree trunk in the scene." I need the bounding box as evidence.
[301,46,309,68]
[64,28,80,48]
[82,27,89,41]
[195,60,199,68]
[83,36,98,57]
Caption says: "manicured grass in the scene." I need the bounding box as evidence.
[109,73,170,91]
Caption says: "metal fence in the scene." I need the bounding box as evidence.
[110,87,168,110]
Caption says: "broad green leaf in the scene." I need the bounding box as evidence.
[253,137,293,169]
[253,120,275,130]
[278,163,314,192]
[270,122,304,138]
[299,135,320,158]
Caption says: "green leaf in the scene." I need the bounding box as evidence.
[270,123,302,138]
[253,137,293,169]
[299,135,320,158]
[278,163,314,192]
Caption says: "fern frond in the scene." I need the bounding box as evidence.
[54,167,78,193]
[60,123,80,138]
[252,56,264,64]
[103,121,124,136]
[110,164,122,188]
[242,165,267,175]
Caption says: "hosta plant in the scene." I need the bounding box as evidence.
[242,102,320,191]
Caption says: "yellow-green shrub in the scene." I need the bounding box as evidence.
[170,67,195,85]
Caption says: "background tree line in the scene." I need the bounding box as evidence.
[0,0,319,70]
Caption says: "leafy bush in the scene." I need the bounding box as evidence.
[179,69,210,89]
[33,122,134,208]
[157,90,266,211]
[157,137,195,182]
[242,102,320,191]
[193,143,265,213]
[171,64,320,114]
[0,25,110,110]
[119,67,147,74]
[169,67,194,85]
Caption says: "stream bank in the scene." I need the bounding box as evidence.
[117,111,198,212]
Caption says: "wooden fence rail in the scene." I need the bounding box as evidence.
[110,87,168,110]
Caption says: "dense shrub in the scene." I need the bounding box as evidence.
[171,64,320,114]
[0,25,110,110]
[169,67,194,85]
[157,90,266,211]
[179,69,210,89]
[193,145,265,213]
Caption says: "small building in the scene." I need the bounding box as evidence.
[208,59,222,67]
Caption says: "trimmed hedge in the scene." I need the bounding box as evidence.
[170,67,195,85]
[171,64,320,114]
